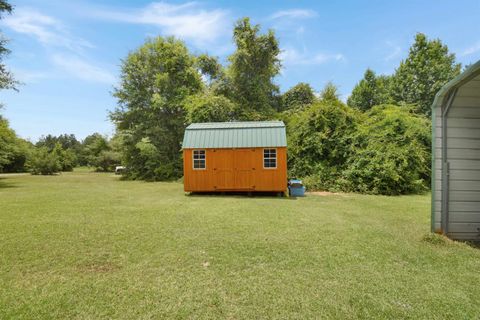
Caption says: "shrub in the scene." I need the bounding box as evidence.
[27,147,61,175]
[342,105,430,195]
[93,150,121,172]
[288,102,430,195]
[287,99,360,190]
[52,143,76,172]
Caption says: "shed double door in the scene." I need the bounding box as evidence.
[213,149,255,190]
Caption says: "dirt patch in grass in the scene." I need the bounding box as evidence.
[306,191,341,196]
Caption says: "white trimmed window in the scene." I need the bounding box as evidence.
[193,150,206,169]
[263,148,277,169]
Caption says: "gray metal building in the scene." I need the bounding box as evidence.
[432,60,480,240]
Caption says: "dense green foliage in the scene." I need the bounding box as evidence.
[392,33,461,116]
[0,118,31,172]
[293,32,459,193]
[196,54,224,83]
[27,146,61,175]
[281,82,316,111]
[185,92,236,123]
[343,105,431,195]
[288,95,359,187]
[348,33,460,116]
[347,69,392,111]
[111,18,283,180]
[36,135,81,171]
[224,18,281,118]
[111,37,202,181]
[0,127,120,175]
[288,99,431,194]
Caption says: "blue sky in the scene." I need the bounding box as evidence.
[1,0,480,141]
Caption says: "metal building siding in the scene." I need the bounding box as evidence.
[182,121,287,149]
[433,63,480,240]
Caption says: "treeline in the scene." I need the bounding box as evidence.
[286,33,460,194]
[0,2,120,176]
[1,7,463,194]
[110,18,460,194]
[0,129,121,175]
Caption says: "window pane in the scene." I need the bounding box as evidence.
[264,158,276,168]
[194,150,206,160]
[263,149,277,167]
[194,158,206,169]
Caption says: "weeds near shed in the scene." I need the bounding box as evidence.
[422,233,450,245]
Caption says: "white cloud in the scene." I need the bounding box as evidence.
[462,41,480,56]
[384,41,402,62]
[270,9,317,20]
[2,7,93,51]
[3,7,114,85]
[91,2,230,46]
[51,54,116,84]
[11,68,50,83]
[280,48,345,66]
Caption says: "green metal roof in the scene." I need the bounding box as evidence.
[182,121,287,149]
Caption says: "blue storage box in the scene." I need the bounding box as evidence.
[288,179,306,197]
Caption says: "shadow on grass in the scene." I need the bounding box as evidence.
[422,232,480,250]
[0,178,19,189]
[187,191,298,200]
[466,241,480,249]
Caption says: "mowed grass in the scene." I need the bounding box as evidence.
[1,171,479,319]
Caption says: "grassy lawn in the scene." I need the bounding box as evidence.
[1,170,479,319]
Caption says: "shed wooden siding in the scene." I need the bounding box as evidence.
[183,147,287,192]
[433,72,480,240]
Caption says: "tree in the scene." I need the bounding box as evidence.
[319,82,341,103]
[36,134,81,167]
[185,92,236,123]
[81,133,109,167]
[196,54,224,83]
[392,33,461,116]
[347,69,393,111]
[52,143,76,172]
[111,36,202,180]
[0,0,17,99]
[27,147,61,175]
[0,117,31,173]
[0,117,17,170]
[226,17,281,119]
[93,150,121,172]
[281,82,316,111]
[56,134,81,150]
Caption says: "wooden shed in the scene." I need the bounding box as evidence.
[432,60,480,240]
[182,121,287,193]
